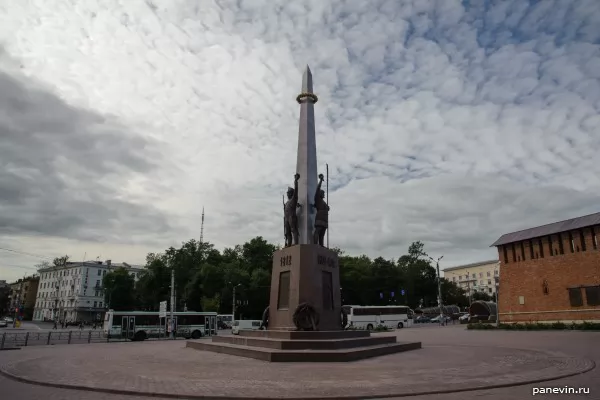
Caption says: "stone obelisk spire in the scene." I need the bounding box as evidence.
[295,65,319,244]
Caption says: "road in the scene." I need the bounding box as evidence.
[1,322,449,349]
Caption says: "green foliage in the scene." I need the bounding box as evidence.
[468,322,600,331]
[374,324,389,331]
[103,267,136,311]
[126,238,465,320]
[472,291,494,302]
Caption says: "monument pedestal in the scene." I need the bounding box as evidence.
[188,244,422,362]
[269,244,341,331]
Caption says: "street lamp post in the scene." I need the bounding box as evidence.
[230,283,241,321]
[429,255,444,326]
[494,268,500,327]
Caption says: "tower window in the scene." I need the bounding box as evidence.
[511,243,517,262]
[592,227,598,250]
[547,236,553,256]
[520,242,526,260]
[502,246,509,264]
[538,239,544,258]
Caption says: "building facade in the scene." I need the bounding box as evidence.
[7,276,40,319]
[33,260,144,322]
[492,212,600,323]
[443,260,500,298]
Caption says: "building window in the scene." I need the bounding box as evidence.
[511,243,517,262]
[488,288,492,293]
[502,246,509,263]
[557,234,564,254]
[592,227,598,250]
[486,271,491,277]
[584,286,600,306]
[568,288,583,307]
[529,240,535,259]
[99,302,103,308]
[93,301,97,307]
[472,274,476,279]
[488,280,491,285]
[479,272,483,278]
[579,230,587,252]
[97,269,101,276]
[452,277,456,282]
[568,232,575,253]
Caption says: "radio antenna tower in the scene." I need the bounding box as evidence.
[199,206,205,244]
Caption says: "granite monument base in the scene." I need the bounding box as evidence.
[269,244,341,331]
[187,329,422,362]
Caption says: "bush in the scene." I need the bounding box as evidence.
[374,324,389,331]
[468,321,600,331]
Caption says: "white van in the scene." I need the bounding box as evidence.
[231,320,262,335]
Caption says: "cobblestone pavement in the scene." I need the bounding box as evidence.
[1,325,597,399]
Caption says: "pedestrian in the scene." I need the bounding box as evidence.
[53,320,57,330]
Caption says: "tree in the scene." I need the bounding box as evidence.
[127,236,467,320]
[53,255,69,268]
[440,278,469,307]
[472,291,493,302]
[103,267,135,310]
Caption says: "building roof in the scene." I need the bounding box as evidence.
[443,260,499,273]
[490,211,600,247]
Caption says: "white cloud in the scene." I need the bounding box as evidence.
[0,0,599,281]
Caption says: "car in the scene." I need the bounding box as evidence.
[4,317,13,323]
[459,314,470,324]
[430,315,452,323]
[0,319,7,328]
[415,315,431,323]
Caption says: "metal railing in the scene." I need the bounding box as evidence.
[0,330,200,350]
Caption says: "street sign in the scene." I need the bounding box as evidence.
[159,301,167,318]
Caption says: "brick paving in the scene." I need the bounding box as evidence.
[0,325,597,399]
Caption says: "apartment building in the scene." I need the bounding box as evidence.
[8,276,40,319]
[443,260,500,297]
[33,259,143,322]
[491,212,600,323]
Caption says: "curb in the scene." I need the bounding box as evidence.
[0,356,595,400]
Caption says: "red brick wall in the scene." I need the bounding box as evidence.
[497,226,600,322]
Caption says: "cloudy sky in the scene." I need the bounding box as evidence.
[1,0,599,282]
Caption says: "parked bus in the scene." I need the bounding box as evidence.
[103,310,218,341]
[344,305,414,330]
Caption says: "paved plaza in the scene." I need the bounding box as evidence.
[0,325,597,399]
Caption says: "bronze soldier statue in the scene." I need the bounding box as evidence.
[284,173,301,247]
[312,173,329,246]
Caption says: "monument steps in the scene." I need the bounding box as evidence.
[211,334,397,350]
[186,340,421,362]
[237,329,370,340]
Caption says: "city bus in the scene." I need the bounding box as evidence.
[343,305,414,330]
[103,310,218,341]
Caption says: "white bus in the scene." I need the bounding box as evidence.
[344,305,414,330]
[103,310,218,341]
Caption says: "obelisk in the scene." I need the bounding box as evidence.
[295,65,318,244]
